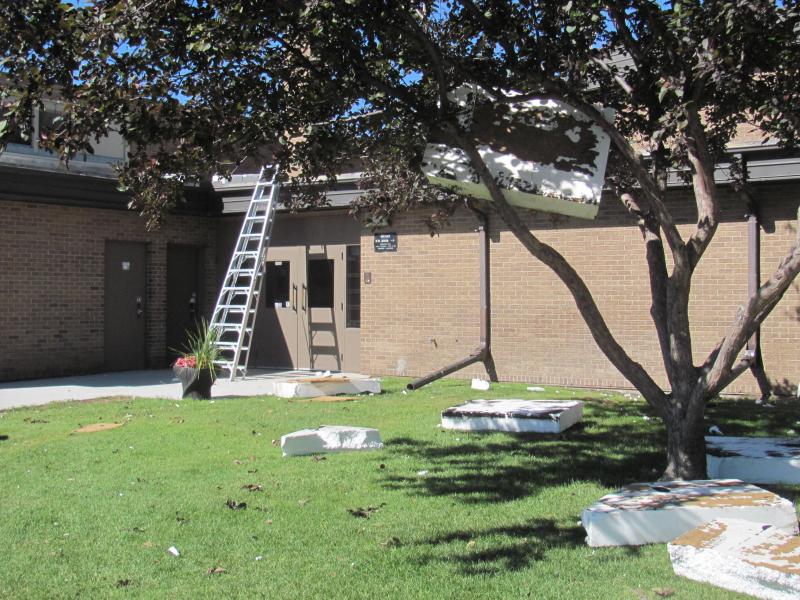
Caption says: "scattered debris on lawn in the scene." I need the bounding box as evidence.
[380,536,401,548]
[299,395,356,403]
[226,500,247,510]
[471,378,490,391]
[116,579,131,588]
[241,484,264,492]
[281,425,383,457]
[255,556,263,561]
[72,423,122,434]
[312,455,326,462]
[176,512,188,525]
[347,503,386,518]
[24,418,49,424]
[652,589,674,598]
[206,566,226,575]
[167,546,180,557]
[417,470,429,477]
[527,386,545,392]
[0,435,8,441]
[247,469,258,474]
[298,499,309,507]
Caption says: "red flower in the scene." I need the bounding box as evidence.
[175,356,197,369]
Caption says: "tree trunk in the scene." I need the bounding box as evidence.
[662,407,707,480]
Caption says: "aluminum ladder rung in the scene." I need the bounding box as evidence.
[216,342,249,350]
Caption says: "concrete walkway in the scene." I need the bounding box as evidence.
[0,368,371,411]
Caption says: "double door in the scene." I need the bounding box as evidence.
[253,243,360,372]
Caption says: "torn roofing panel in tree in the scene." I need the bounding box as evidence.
[421,84,614,219]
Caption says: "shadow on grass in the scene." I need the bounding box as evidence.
[705,396,800,438]
[380,395,800,576]
[383,399,664,504]
[410,517,590,576]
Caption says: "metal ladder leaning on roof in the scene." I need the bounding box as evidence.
[210,166,281,380]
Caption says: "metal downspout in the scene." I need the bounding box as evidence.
[744,192,772,400]
[407,203,497,390]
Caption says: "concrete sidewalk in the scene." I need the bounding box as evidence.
[0,369,377,411]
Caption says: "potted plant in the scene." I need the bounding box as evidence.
[173,319,219,399]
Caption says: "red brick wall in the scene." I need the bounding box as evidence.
[0,200,217,381]
[360,182,800,396]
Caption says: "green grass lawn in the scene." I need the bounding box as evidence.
[1,378,798,599]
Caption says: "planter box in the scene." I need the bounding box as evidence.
[422,84,614,219]
[173,366,214,400]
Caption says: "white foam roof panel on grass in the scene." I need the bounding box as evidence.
[706,436,800,484]
[280,425,383,457]
[422,84,613,219]
[669,518,800,600]
[441,399,583,433]
[581,479,798,547]
[272,376,381,399]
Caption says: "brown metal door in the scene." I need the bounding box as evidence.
[302,244,346,371]
[251,246,301,368]
[104,241,147,371]
[166,244,203,362]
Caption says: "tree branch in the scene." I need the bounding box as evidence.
[590,56,634,96]
[457,0,518,65]
[705,209,800,396]
[397,10,449,111]
[620,191,676,388]
[606,2,645,70]
[442,121,667,410]
[684,103,720,269]
[492,86,688,265]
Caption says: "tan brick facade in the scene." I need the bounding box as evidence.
[360,182,800,396]
[2,176,798,398]
[0,200,217,381]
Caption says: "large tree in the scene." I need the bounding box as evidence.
[2,1,799,478]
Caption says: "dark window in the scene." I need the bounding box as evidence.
[346,246,360,328]
[308,259,334,308]
[264,261,290,307]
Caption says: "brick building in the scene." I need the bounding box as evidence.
[1,110,799,396]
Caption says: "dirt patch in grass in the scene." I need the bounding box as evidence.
[72,422,123,434]
[298,395,356,403]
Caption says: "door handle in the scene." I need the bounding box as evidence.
[292,284,298,311]
[136,296,144,317]
[301,284,307,312]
